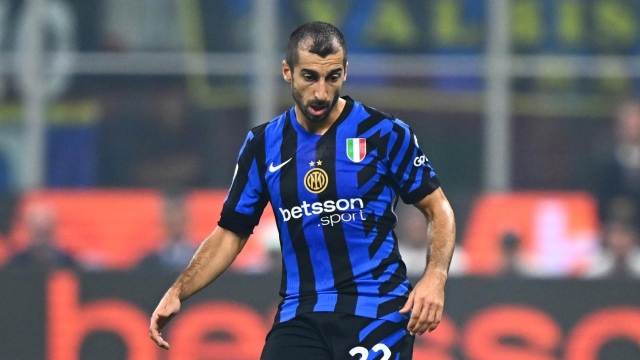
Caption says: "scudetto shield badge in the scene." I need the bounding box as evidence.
[346,138,366,163]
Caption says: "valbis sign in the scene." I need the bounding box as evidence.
[4,271,640,360]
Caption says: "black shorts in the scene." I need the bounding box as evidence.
[261,312,414,360]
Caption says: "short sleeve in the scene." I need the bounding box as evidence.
[387,119,440,204]
[218,130,269,235]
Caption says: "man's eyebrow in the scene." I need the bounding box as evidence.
[300,68,319,76]
[327,68,343,76]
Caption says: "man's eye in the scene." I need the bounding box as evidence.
[303,75,314,81]
[330,75,340,82]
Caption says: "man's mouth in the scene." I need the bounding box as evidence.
[309,104,327,116]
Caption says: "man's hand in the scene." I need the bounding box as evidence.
[149,289,181,350]
[399,271,446,336]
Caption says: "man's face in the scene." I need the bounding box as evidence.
[283,46,347,123]
[617,103,640,144]
[164,207,187,241]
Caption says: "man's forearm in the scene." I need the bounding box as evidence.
[414,188,456,278]
[170,226,248,300]
[424,206,456,277]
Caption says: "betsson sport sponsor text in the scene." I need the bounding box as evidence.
[279,198,366,227]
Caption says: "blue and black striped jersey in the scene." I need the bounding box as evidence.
[218,96,440,324]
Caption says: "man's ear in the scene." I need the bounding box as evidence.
[344,61,348,82]
[283,60,292,83]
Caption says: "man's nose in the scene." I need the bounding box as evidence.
[313,81,329,101]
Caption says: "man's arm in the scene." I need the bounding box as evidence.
[399,187,455,335]
[149,226,249,350]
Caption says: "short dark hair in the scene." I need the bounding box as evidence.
[286,22,347,71]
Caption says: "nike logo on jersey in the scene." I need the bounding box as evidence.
[269,158,292,172]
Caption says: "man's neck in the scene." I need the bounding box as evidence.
[616,142,640,170]
[295,97,346,135]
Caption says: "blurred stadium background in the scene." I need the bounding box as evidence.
[2,0,640,359]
